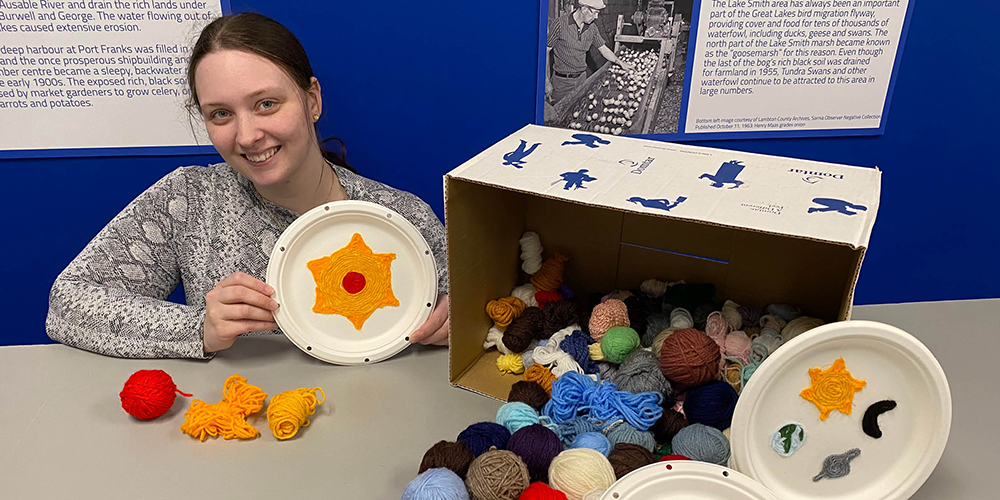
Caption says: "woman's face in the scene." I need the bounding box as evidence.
[194,49,322,188]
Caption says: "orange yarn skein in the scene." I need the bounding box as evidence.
[180,374,267,441]
[486,296,527,329]
[524,364,556,395]
[530,254,569,292]
[267,387,326,440]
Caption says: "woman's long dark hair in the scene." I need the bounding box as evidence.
[186,13,356,173]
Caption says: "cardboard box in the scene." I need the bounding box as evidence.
[444,125,880,400]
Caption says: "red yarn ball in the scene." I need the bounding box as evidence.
[519,481,568,500]
[119,369,192,420]
[658,454,692,462]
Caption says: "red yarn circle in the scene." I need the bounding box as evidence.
[342,272,366,294]
[119,369,191,420]
[519,481,568,500]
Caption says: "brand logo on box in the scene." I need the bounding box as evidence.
[620,157,655,175]
[502,139,541,169]
[627,196,687,212]
[789,168,844,184]
[700,160,746,189]
[809,198,868,216]
[741,203,784,215]
[561,134,610,149]
[553,169,597,190]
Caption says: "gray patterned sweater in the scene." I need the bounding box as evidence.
[45,162,448,359]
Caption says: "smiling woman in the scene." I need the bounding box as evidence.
[45,12,452,359]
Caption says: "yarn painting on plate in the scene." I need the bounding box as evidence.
[306,232,399,330]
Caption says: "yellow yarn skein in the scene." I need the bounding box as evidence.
[267,387,326,440]
[497,353,525,374]
[180,374,267,441]
[588,343,605,361]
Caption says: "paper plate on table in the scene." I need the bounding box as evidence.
[730,320,951,500]
[266,200,438,365]
[599,461,780,499]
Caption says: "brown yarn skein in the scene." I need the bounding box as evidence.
[540,300,580,339]
[650,408,688,445]
[503,307,545,353]
[607,443,656,479]
[658,328,721,387]
[419,440,476,478]
[508,381,550,412]
[465,449,530,500]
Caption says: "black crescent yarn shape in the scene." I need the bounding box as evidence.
[862,400,898,439]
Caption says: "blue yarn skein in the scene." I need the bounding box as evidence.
[497,402,556,435]
[767,304,802,322]
[684,380,739,431]
[553,416,599,446]
[457,422,511,457]
[544,372,663,431]
[672,423,731,466]
[402,468,470,500]
[605,422,657,452]
[560,330,599,374]
[571,432,612,456]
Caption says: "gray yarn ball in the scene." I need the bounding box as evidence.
[597,361,619,382]
[612,349,672,396]
[672,423,731,465]
[520,339,540,368]
[642,314,672,347]
[606,422,657,452]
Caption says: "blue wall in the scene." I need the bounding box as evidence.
[3,1,998,347]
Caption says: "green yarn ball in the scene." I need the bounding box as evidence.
[601,327,641,364]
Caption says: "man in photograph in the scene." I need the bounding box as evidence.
[545,0,635,105]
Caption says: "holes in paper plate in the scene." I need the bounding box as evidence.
[306,346,312,351]
[723,471,729,477]
[324,206,330,211]
[386,213,392,219]
[405,336,410,341]
[425,250,430,255]
[666,464,673,470]
[612,493,620,499]
[280,246,285,252]
[364,358,370,363]
[426,303,432,308]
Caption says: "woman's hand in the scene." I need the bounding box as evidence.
[409,294,449,346]
[203,272,279,353]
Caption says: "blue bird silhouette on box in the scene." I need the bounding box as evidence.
[553,169,597,190]
[808,198,868,216]
[627,196,688,212]
[502,139,541,168]
[700,160,746,188]
[561,134,611,149]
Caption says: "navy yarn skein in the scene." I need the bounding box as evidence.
[457,422,511,456]
[683,380,739,431]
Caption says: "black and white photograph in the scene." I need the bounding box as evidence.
[542,0,693,135]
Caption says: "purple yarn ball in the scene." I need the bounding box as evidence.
[506,424,564,483]
[457,422,511,456]
[683,380,739,431]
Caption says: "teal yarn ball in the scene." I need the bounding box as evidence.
[672,423,731,466]
[606,422,657,452]
[496,402,542,435]
[571,432,612,456]
[601,327,641,364]
[402,468,470,500]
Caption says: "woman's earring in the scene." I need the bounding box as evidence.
[313,115,319,122]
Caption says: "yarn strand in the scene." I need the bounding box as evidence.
[180,374,267,441]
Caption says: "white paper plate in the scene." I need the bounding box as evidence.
[266,201,438,365]
[731,320,951,500]
[600,461,780,499]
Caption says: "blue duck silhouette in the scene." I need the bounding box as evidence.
[808,198,868,216]
[700,160,746,189]
[561,134,611,149]
[627,196,688,212]
[552,169,597,190]
[502,139,541,168]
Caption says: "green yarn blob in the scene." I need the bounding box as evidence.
[601,326,640,364]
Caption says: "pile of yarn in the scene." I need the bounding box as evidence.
[406,231,829,499]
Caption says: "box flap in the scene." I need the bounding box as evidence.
[447,125,880,249]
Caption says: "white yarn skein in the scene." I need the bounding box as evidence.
[639,278,667,297]
[483,326,512,355]
[548,448,616,500]
[510,283,539,308]
[669,308,694,329]
[519,232,544,275]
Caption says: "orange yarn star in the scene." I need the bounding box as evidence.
[800,358,867,421]
[307,233,398,330]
